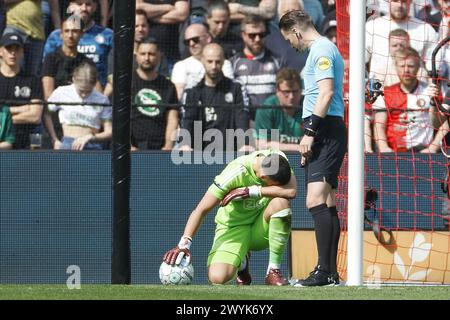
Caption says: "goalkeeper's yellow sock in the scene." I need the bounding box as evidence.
[268,208,292,270]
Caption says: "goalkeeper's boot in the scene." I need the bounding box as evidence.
[236,252,252,285]
[265,268,289,286]
[294,265,335,287]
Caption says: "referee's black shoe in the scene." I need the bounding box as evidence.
[330,272,340,285]
[293,266,335,287]
[308,266,340,285]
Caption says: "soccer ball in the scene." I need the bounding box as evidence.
[159,258,194,285]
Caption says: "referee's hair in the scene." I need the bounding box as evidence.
[279,9,313,32]
[261,154,292,185]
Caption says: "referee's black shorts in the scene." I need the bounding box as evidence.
[304,115,347,189]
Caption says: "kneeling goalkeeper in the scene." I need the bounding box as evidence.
[163,149,297,286]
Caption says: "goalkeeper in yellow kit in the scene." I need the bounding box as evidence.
[163,149,297,286]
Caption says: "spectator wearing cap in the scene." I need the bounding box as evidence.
[0,32,43,149]
[3,0,54,76]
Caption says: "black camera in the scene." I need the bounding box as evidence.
[366,78,383,91]
[365,78,384,103]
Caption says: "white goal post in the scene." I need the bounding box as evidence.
[347,0,366,286]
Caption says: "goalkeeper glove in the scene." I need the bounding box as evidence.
[220,185,261,207]
[163,236,192,265]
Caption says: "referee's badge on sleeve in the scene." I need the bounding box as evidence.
[317,57,331,71]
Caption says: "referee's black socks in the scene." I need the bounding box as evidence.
[329,206,340,275]
[309,203,332,273]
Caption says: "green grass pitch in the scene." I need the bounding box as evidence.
[0,284,449,300]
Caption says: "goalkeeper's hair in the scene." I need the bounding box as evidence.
[261,154,292,185]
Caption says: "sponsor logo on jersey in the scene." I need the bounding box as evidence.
[225,92,233,103]
[78,45,97,54]
[416,98,426,108]
[317,57,331,71]
[135,88,162,117]
[14,86,31,98]
[238,64,248,72]
[264,62,274,72]
[95,34,105,44]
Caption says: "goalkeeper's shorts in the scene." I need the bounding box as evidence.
[207,209,269,268]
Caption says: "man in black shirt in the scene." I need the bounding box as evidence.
[0,32,43,149]
[131,38,179,150]
[42,17,91,93]
[180,43,249,151]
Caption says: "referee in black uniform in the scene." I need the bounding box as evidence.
[279,10,347,286]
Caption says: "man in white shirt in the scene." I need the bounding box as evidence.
[171,23,233,100]
[366,0,438,84]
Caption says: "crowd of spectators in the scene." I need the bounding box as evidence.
[0,0,448,153]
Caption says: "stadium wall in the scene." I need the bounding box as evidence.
[0,152,447,284]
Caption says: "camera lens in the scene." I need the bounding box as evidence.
[374,82,382,90]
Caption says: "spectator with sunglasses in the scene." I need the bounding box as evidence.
[227,0,277,39]
[230,15,281,124]
[171,23,234,101]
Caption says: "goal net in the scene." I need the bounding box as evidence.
[336,0,450,284]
